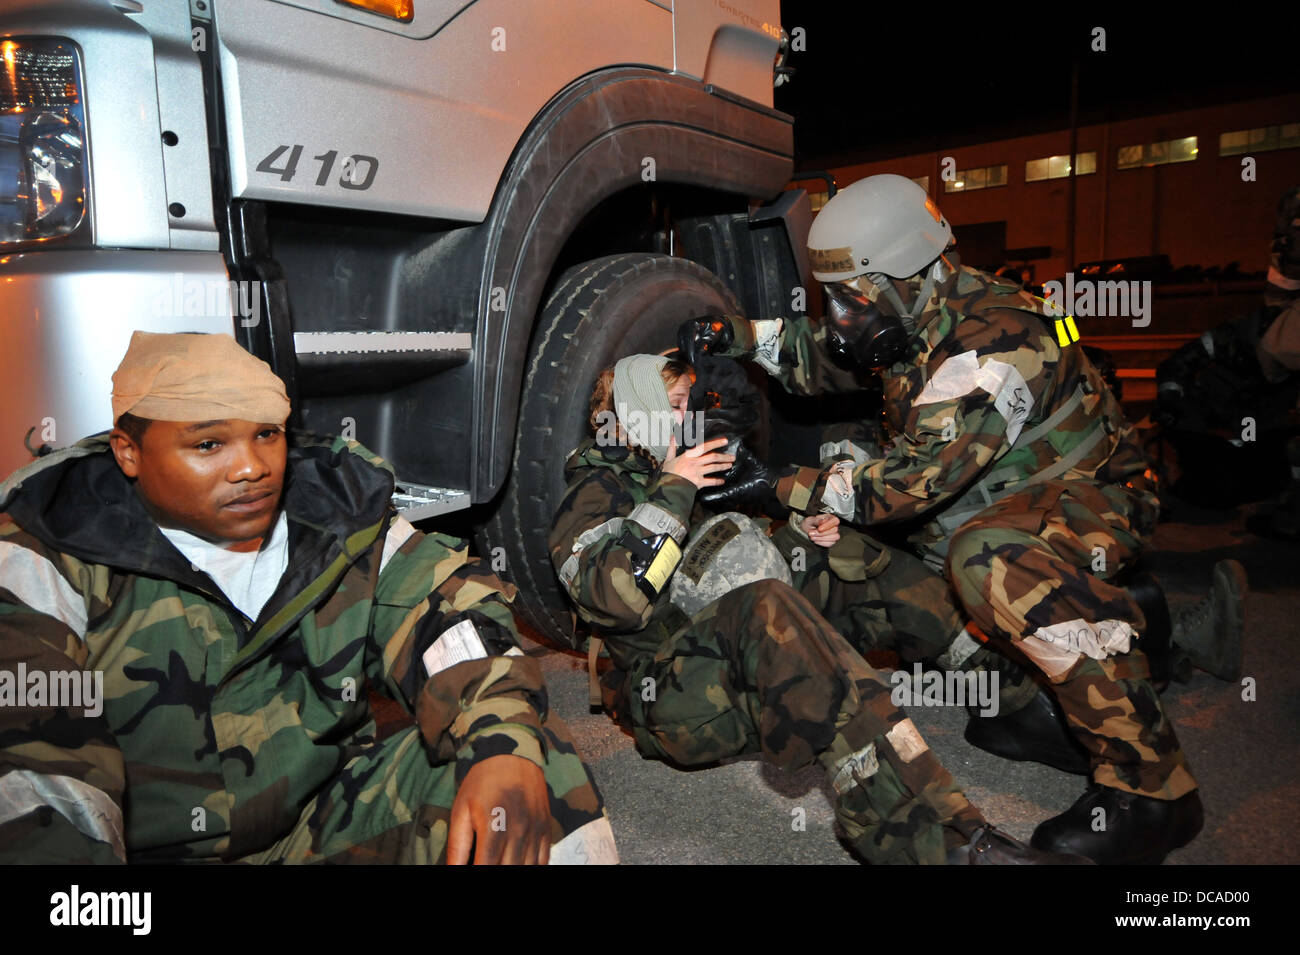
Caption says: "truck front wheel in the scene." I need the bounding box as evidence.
[486,252,741,649]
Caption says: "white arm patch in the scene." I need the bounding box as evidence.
[558,516,626,592]
[913,352,1035,445]
[819,438,876,468]
[547,815,620,865]
[627,502,686,543]
[0,770,125,861]
[819,460,857,519]
[421,620,525,678]
[0,542,88,639]
[752,318,784,375]
[421,619,487,677]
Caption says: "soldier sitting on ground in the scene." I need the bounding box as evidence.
[0,331,615,864]
[548,351,1091,864]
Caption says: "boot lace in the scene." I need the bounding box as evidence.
[1174,593,1214,640]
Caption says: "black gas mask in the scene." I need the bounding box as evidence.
[684,353,777,513]
[1274,186,1300,281]
[823,282,908,370]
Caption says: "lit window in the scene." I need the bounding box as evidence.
[1170,136,1198,162]
[1117,137,1199,169]
[911,175,929,193]
[1117,144,1144,167]
[1025,152,1097,182]
[809,191,829,213]
[1219,124,1300,156]
[943,164,1008,193]
[1219,130,1249,153]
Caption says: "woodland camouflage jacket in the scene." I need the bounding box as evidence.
[0,433,548,862]
[549,440,803,672]
[762,267,1153,557]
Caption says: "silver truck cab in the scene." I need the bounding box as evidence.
[0,0,810,642]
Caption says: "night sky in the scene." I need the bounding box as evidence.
[774,5,1300,170]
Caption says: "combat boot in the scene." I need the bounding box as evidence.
[1126,571,1174,690]
[964,687,1091,775]
[1276,484,1300,539]
[1272,439,1300,539]
[1170,559,1247,682]
[1030,783,1203,865]
[947,826,1093,865]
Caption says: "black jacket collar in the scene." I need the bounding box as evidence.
[1,432,395,590]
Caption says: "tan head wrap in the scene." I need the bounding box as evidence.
[111,331,291,424]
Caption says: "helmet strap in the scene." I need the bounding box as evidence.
[905,254,958,330]
[911,269,936,320]
[868,273,912,321]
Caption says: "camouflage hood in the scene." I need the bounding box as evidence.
[904,264,1056,357]
[1,431,395,586]
[563,437,659,488]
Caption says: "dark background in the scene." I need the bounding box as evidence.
[775,5,1300,170]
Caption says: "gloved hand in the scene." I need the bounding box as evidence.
[677,315,751,366]
[698,442,777,511]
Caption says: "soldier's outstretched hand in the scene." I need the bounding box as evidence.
[447,754,552,865]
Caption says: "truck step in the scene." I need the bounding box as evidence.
[392,482,471,521]
[292,331,471,395]
[292,331,472,356]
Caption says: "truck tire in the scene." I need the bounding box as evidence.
[486,252,741,649]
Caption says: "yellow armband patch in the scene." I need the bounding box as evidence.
[642,536,682,594]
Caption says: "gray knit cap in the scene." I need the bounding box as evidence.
[613,354,674,463]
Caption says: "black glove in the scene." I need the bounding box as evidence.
[698,442,777,512]
[677,315,735,367]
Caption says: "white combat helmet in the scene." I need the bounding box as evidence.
[808,174,953,283]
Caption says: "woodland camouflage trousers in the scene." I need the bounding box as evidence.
[623,579,986,864]
[945,479,1197,800]
[242,717,616,864]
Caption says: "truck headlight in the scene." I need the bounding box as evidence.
[0,38,88,245]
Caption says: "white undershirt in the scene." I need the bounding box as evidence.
[160,512,290,622]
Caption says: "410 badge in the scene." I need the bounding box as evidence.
[255,145,379,191]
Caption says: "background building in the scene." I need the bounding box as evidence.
[791,93,1300,406]
[800,93,1299,283]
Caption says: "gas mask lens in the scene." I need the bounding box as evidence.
[821,280,908,370]
[823,282,872,330]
